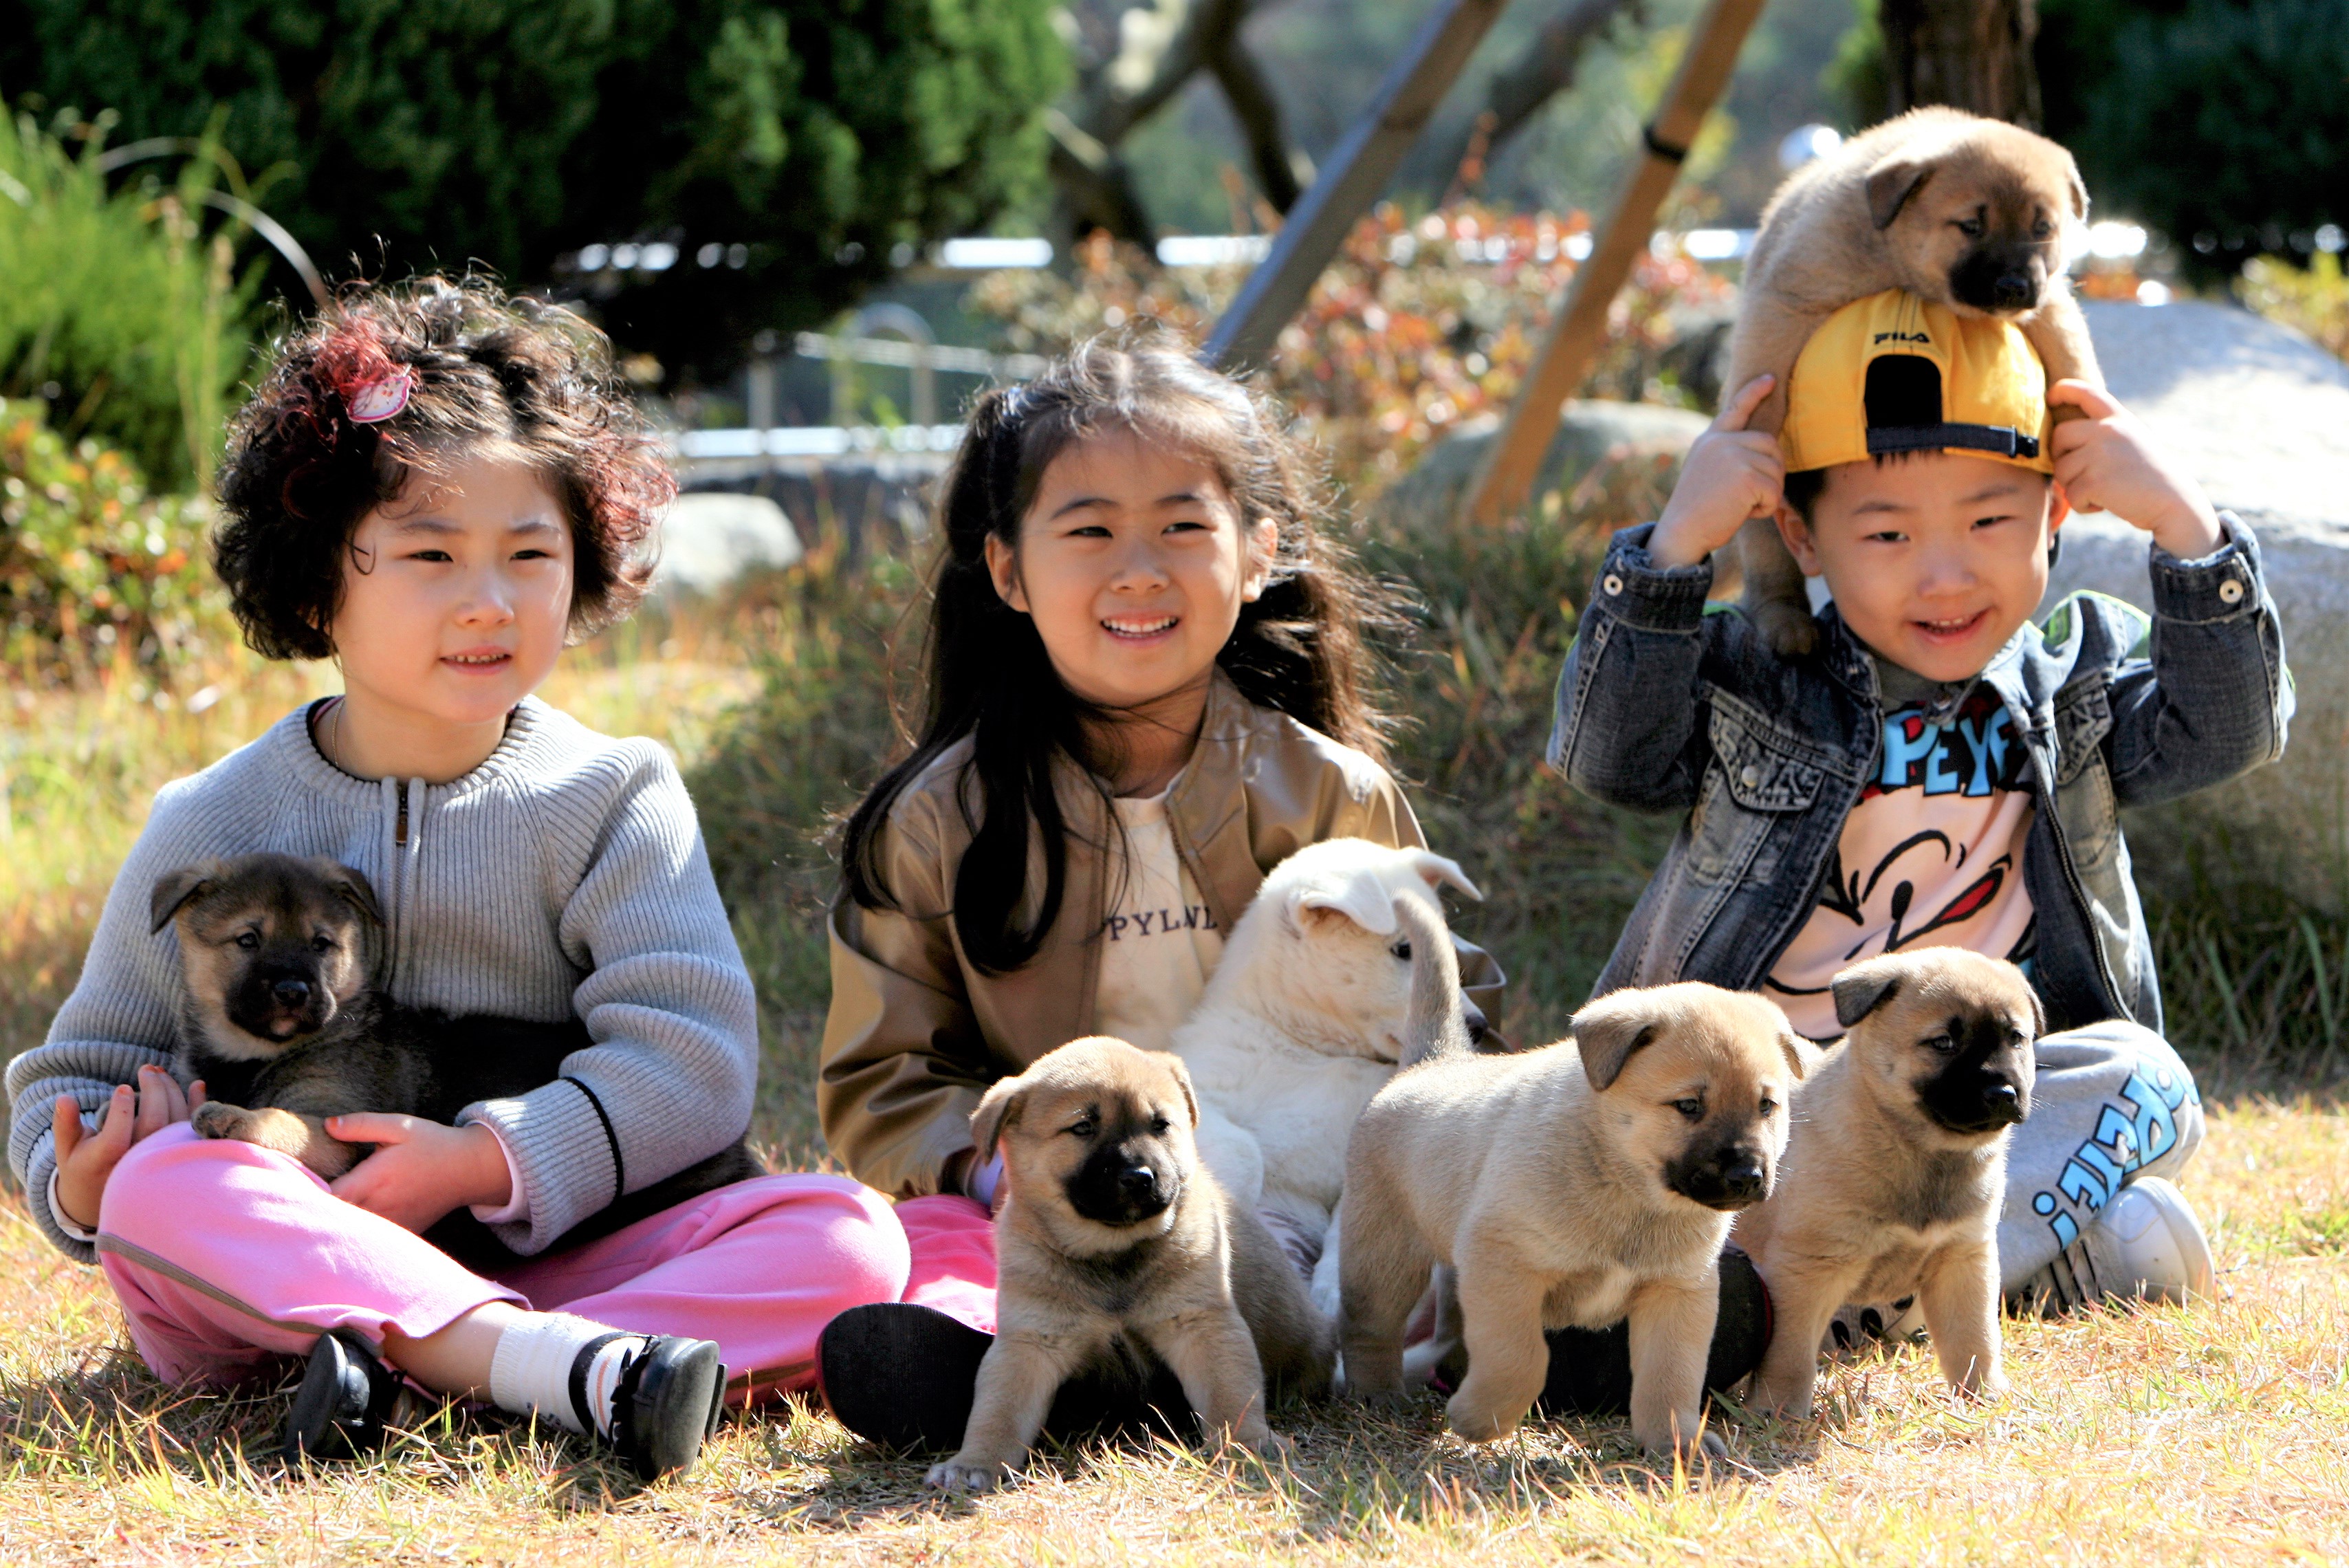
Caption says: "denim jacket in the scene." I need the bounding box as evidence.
[1549,514,2290,1034]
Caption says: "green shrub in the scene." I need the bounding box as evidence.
[2238,252,2349,362]
[0,1,1067,383]
[0,109,257,492]
[2042,0,2346,277]
[0,396,227,685]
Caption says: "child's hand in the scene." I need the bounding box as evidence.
[2047,380,2222,558]
[1650,375,1784,569]
[51,1065,203,1231]
[327,1115,513,1234]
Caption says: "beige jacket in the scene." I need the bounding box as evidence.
[820,673,1505,1197]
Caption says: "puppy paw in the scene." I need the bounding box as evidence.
[923,1459,1005,1494]
[1956,1369,2010,1404]
[1753,600,1820,659]
[1443,1391,1524,1444]
[1640,1426,1727,1464]
[190,1101,255,1141]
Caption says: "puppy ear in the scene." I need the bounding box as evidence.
[1408,851,1483,903]
[149,859,227,934]
[1570,992,1662,1092]
[1291,873,1398,937]
[970,1074,1027,1164]
[1157,1052,1201,1129]
[1780,1032,1815,1081]
[2025,983,2047,1040]
[1865,153,1934,229]
[1832,963,1903,1030]
[319,861,384,927]
[2065,160,2089,223]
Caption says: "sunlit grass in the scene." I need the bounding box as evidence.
[0,1098,2339,1562]
[4,538,2346,1562]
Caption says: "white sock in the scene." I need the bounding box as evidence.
[486,1311,646,1438]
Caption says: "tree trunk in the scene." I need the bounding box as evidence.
[1879,0,2044,127]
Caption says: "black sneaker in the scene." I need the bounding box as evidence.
[817,1303,994,1454]
[583,1333,728,1481]
[1535,1244,1773,1417]
[283,1328,404,1463]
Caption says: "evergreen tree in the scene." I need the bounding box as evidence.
[0,0,1067,377]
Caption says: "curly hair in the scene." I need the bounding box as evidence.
[213,275,671,660]
[840,336,1412,974]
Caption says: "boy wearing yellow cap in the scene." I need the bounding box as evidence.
[1552,290,2291,1327]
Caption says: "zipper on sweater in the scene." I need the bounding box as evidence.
[395,781,410,847]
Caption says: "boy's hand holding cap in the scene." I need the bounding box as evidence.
[1650,373,1787,570]
[2045,379,2221,558]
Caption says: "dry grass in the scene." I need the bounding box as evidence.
[6,552,2347,1562]
[0,1092,2340,1565]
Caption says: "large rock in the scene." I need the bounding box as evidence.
[2044,301,2349,912]
[652,491,804,595]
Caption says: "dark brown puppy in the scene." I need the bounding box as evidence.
[1734,949,2040,1418]
[153,852,758,1260]
[1724,106,2101,656]
[926,1036,1329,1494]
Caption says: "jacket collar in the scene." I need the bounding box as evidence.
[1164,668,1269,933]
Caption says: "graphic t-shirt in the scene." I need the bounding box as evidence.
[1764,683,2037,1040]
[1091,786,1223,1054]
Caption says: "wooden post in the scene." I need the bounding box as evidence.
[1456,0,1765,527]
[1201,0,1511,371]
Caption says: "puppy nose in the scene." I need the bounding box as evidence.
[1993,270,2037,308]
[1117,1164,1157,1201]
[271,979,312,1007]
[1982,1082,2023,1122]
[1720,1160,1767,1201]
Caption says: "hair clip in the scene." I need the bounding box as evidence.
[346,365,415,424]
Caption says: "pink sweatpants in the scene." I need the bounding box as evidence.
[96,1124,997,1404]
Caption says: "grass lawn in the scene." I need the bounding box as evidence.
[4,558,2346,1563]
[0,1093,2339,1564]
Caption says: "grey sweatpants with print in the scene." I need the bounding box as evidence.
[1996,1018,2205,1289]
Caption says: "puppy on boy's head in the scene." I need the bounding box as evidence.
[926,1036,1328,1494]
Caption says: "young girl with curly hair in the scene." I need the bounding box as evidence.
[811,339,1505,1448]
[3,277,977,1479]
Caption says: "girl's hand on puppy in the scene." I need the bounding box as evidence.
[51,1066,203,1231]
[1650,375,1784,569]
[327,1114,512,1233]
[2046,380,2222,558]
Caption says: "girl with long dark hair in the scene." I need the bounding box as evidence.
[811,338,1501,1446]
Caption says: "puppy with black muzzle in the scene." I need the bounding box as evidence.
[154,852,757,1254]
[1723,105,2102,655]
[1339,983,1803,1459]
[1735,949,2039,1419]
[926,1036,1329,1494]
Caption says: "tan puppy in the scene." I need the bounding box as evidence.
[1736,950,2040,1419]
[1725,106,2101,655]
[1339,984,1802,1459]
[926,1036,1329,1493]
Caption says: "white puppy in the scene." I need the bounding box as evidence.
[1171,838,1480,1317]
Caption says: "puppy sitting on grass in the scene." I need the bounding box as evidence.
[1735,949,2038,1418]
[155,851,758,1256]
[926,1036,1327,1494]
[1340,970,1802,1459]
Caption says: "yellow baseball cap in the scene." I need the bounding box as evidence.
[1779,290,2053,476]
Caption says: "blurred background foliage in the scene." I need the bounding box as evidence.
[970,199,1731,494]
[0,0,1067,385]
[0,111,258,492]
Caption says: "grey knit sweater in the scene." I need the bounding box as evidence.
[6,696,758,1264]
